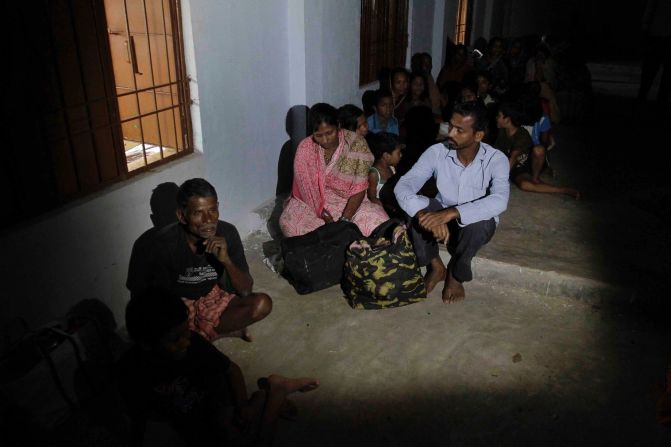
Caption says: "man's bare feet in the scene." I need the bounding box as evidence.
[267,375,320,394]
[424,258,447,293]
[442,269,465,304]
[221,327,253,342]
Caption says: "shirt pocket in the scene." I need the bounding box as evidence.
[460,171,488,201]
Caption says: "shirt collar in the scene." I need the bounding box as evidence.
[444,142,486,164]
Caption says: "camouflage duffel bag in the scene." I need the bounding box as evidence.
[341,219,427,309]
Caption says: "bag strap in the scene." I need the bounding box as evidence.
[369,218,404,240]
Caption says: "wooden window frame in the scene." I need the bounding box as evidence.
[359,0,409,87]
[454,0,471,45]
[4,0,193,227]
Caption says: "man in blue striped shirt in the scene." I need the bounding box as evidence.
[394,101,509,303]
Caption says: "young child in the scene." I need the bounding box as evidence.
[337,104,369,137]
[367,90,400,135]
[366,132,403,217]
[407,72,431,110]
[495,101,579,198]
[117,289,319,446]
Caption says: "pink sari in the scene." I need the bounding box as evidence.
[280,129,388,237]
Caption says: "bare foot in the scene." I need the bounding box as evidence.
[267,375,320,394]
[424,259,447,293]
[442,269,465,304]
[222,327,253,342]
[531,177,542,185]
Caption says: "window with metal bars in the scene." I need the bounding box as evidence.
[359,0,409,86]
[3,0,192,226]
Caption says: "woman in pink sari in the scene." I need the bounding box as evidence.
[280,103,388,237]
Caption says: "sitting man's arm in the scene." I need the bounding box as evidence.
[417,207,460,243]
[454,152,510,225]
[204,225,253,296]
[394,146,438,217]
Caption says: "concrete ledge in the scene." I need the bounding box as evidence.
[438,250,635,308]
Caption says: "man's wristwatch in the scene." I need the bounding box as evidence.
[339,216,351,223]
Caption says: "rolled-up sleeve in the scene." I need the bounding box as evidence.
[455,151,510,225]
[394,148,436,217]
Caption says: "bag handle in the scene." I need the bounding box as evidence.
[369,218,405,240]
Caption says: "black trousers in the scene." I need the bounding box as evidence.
[408,199,496,283]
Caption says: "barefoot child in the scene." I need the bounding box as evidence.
[118,289,319,446]
[366,132,403,217]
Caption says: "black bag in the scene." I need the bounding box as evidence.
[341,219,427,309]
[281,221,362,294]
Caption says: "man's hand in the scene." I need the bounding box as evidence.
[203,236,230,264]
[430,223,450,244]
[418,208,458,231]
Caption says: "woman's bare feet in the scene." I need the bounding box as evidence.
[442,269,465,304]
[424,258,447,293]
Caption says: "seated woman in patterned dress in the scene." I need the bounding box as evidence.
[279,103,388,237]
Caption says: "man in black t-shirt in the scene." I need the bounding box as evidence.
[127,178,272,341]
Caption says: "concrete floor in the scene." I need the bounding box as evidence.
[217,241,670,446]
[225,92,671,446]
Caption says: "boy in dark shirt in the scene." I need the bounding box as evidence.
[127,178,272,341]
[118,289,319,446]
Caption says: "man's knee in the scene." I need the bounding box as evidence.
[532,145,545,159]
[459,219,496,246]
[249,293,272,321]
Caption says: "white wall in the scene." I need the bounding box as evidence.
[0,156,204,328]
[411,0,436,58]
[304,0,371,107]
[0,0,448,329]
[409,0,447,78]
[188,0,291,232]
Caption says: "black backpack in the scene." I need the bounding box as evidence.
[281,221,362,295]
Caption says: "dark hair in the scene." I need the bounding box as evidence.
[176,178,217,212]
[366,132,401,160]
[475,70,492,85]
[389,67,410,90]
[410,52,430,74]
[337,104,364,132]
[125,289,188,344]
[375,89,394,106]
[498,101,526,128]
[488,36,505,51]
[519,82,543,125]
[309,103,339,133]
[408,73,429,101]
[458,81,479,103]
[452,100,489,132]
